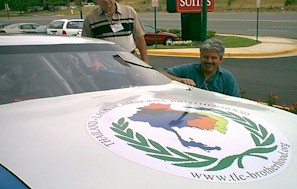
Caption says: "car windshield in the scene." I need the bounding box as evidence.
[144,25,156,33]
[0,44,170,104]
[48,21,64,29]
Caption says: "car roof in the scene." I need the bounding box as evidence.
[0,35,115,46]
[51,19,84,22]
[3,22,40,28]
[5,22,40,26]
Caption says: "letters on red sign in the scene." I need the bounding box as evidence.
[176,0,214,13]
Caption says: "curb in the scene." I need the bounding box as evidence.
[146,47,297,58]
[224,47,297,58]
[147,49,199,57]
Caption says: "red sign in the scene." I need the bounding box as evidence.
[176,0,214,13]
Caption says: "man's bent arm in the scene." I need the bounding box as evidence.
[160,71,196,87]
[135,36,149,63]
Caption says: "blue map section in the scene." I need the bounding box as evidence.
[128,106,221,151]
[0,164,29,189]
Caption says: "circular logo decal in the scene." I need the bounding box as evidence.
[86,99,292,183]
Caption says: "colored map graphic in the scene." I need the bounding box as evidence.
[128,103,228,151]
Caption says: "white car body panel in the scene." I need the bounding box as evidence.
[1,82,297,189]
[1,35,296,189]
[0,35,115,46]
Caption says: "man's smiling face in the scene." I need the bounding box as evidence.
[200,49,222,75]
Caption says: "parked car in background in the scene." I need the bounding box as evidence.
[144,24,180,45]
[0,23,40,33]
[1,34,296,189]
[47,19,84,36]
[0,22,11,29]
[84,2,95,7]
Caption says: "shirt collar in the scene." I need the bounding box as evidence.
[98,2,122,15]
[115,2,123,14]
[196,63,223,75]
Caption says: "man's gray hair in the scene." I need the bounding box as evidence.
[200,38,225,59]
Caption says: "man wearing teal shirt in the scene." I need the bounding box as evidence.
[160,38,240,97]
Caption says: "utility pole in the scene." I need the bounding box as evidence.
[201,0,208,42]
[152,0,159,48]
[256,0,260,42]
[79,0,83,19]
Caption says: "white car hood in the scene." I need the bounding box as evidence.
[1,82,296,189]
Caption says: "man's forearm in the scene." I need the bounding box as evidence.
[135,36,149,63]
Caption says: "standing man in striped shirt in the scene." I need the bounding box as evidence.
[82,0,149,63]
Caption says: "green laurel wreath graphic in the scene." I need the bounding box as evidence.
[111,108,277,171]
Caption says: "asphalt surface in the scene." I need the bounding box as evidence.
[145,35,297,107]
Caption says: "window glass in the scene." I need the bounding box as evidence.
[0,47,170,104]
[21,24,33,29]
[144,25,155,33]
[67,21,84,29]
[48,21,64,29]
[32,24,40,29]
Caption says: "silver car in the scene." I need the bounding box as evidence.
[0,23,40,33]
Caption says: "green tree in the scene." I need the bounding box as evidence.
[45,0,67,6]
[0,0,5,10]
[285,0,297,5]
[4,0,40,12]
